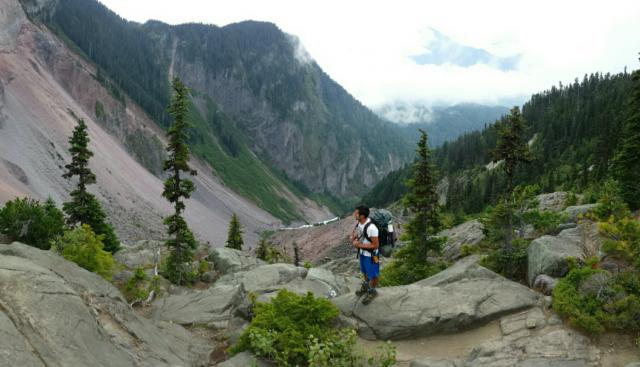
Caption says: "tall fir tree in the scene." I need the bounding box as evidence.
[62,119,120,253]
[612,59,640,210]
[226,213,244,250]
[162,78,198,285]
[491,106,531,252]
[381,130,445,285]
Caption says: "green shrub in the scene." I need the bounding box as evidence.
[593,179,631,221]
[480,237,530,280]
[303,261,313,269]
[53,225,114,279]
[553,262,640,335]
[230,289,395,366]
[0,197,65,249]
[380,236,448,287]
[123,267,151,302]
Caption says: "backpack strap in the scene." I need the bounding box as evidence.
[362,222,372,243]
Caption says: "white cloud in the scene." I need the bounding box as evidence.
[99,0,640,108]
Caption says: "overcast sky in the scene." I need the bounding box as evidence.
[100,0,640,108]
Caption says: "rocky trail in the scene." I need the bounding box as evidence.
[2,189,640,366]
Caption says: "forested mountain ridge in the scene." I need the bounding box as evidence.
[364,71,634,211]
[30,0,413,212]
[376,103,509,147]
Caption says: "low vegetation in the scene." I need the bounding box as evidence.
[553,184,640,336]
[230,289,396,366]
[0,197,65,249]
[52,225,115,279]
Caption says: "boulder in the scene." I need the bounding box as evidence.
[578,272,612,297]
[274,267,360,299]
[208,247,265,275]
[532,274,558,296]
[439,220,485,260]
[215,263,307,293]
[564,204,598,223]
[624,363,640,367]
[536,192,572,212]
[0,243,211,367]
[216,351,272,367]
[113,239,165,269]
[413,307,602,367]
[410,358,460,367]
[527,227,583,285]
[527,222,603,285]
[465,329,599,366]
[152,283,245,328]
[333,258,539,340]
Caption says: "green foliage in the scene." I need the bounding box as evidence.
[381,130,446,286]
[366,72,634,214]
[0,197,65,249]
[162,78,198,285]
[62,119,120,253]
[53,225,114,279]
[255,235,285,264]
[380,238,447,286]
[231,290,395,366]
[187,98,302,223]
[599,217,640,270]
[492,107,532,195]
[593,179,631,221]
[612,65,640,210]
[225,213,244,250]
[94,100,105,120]
[554,211,640,336]
[123,267,151,302]
[480,237,530,281]
[303,261,313,269]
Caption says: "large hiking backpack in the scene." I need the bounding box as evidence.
[362,209,395,257]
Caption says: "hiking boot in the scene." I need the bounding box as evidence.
[355,283,369,297]
[362,289,378,305]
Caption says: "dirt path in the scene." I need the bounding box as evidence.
[359,321,502,366]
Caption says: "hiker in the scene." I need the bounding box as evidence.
[350,205,380,305]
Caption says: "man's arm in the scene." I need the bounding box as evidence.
[354,236,378,250]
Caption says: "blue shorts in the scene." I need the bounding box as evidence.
[359,254,380,280]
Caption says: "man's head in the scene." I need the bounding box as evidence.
[354,205,370,223]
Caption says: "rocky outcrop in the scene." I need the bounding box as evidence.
[409,307,602,366]
[215,263,308,293]
[208,247,266,275]
[151,284,245,329]
[334,258,540,340]
[439,220,485,260]
[113,240,165,269]
[536,192,571,212]
[527,222,602,285]
[0,243,211,367]
[564,204,598,222]
[217,351,272,367]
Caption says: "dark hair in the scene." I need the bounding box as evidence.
[355,205,370,218]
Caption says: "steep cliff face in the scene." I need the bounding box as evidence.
[1,0,327,246]
[165,22,412,196]
[38,0,413,202]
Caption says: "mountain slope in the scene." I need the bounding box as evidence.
[376,103,509,147]
[0,0,333,246]
[364,72,633,210]
[40,0,413,206]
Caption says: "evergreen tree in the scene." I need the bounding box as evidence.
[491,107,531,253]
[255,235,269,261]
[162,78,198,285]
[226,213,244,250]
[381,130,445,286]
[612,59,640,210]
[62,119,120,253]
[293,242,300,267]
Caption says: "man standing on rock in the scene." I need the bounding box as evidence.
[351,205,380,305]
